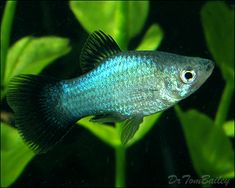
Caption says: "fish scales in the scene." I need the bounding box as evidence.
[7,31,214,153]
[59,53,162,118]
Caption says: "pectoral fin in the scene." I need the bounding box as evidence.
[91,113,126,123]
[121,116,143,145]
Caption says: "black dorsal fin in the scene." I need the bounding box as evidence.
[80,30,121,73]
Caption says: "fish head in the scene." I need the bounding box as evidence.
[156,53,215,101]
[173,57,214,100]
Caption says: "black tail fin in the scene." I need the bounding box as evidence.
[7,74,75,154]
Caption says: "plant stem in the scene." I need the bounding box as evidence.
[114,3,129,187]
[115,146,126,187]
[215,82,234,127]
[1,1,17,83]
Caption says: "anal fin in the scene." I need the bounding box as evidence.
[121,115,143,145]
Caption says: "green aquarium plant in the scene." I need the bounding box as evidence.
[1,1,71,187]
[1,1,163,187]
[1,1,233,187]
[176,1,234,183]
[70,2,164,187]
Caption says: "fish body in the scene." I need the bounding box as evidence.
[57,51,213,118]
[7,31,214,153]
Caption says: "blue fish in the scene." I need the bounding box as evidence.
[7,31,214,153]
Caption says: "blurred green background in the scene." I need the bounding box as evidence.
[1,1,234,187]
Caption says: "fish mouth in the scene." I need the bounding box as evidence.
[193,59,215,90]
[205,59,215,74]
[203,59,215,82]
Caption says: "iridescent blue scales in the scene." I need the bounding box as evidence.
[7,31,214,153]
[61,53,163,118]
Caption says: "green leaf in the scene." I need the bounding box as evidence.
[223,120,234,137]
[126,113,162,147]
[1,1,17,83]
[136,24,164,51]
[126,1,149,40]
[69,1,149,42]
[78,116,121,147]
[201,2,234,84]
[4,37,32,83]
[176,106,234,178]
[4,36,71,86]
[1,122,35,187]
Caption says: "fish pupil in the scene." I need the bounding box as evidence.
[185,72,193,80]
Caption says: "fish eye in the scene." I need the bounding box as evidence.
[180,70,196,84]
